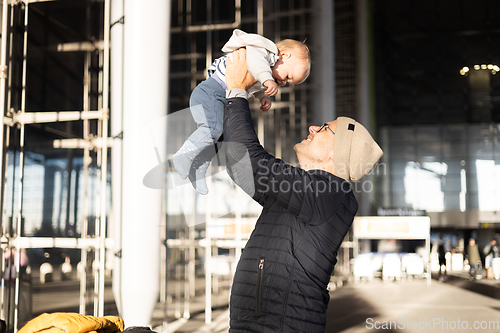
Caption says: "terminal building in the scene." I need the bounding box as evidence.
[0,0,499,330]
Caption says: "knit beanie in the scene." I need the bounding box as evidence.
[331,117,383,182]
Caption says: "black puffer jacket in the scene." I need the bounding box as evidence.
[224,97,358,332]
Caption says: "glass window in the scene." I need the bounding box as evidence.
[475,159,500,211]
[404,161,445,212]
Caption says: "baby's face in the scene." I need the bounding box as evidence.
[272,52,308,86]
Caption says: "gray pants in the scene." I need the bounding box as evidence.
[187,77,226,149]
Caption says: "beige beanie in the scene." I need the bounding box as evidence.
[331,117,383,182]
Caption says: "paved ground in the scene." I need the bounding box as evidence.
[160,272,500,333]
[12,269,500,332]
[326,276,500,333]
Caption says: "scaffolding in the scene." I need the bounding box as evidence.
[0,0,111,330]
[0,0,360,330]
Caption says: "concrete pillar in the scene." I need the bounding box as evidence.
[312,0,335,124]
[357,0,373,216]
[111,0,124,317]
[357,0,370,130]
[112,0,170,326]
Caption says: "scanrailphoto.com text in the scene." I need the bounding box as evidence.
[366,317,500,331]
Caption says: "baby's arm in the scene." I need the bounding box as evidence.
[245,45,275,87]
[259,96,272,112]
[254,91,272,112]
[262,80,278,96]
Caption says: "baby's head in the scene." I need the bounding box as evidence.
[273,39,311,86]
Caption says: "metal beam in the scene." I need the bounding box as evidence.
[170,0,240,33]
[21,0,58,4]
[57,40,105,52]
[12,236,114,249]
[4,110,104,126]
[53,137,114,149]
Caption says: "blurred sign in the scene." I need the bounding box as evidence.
[480,223,500,229]
[377,207,426,216]
[354,216,430,239]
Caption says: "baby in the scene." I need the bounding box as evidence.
[173,29,311,194]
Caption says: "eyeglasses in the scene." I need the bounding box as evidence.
[317,123,335,136]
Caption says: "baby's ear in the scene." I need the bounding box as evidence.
[280,51,291,60]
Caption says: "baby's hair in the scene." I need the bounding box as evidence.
[275,39,311,84]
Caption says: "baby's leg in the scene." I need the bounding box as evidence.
[187,79,225,148]
[172,103,206,179]
[174,78,225,193]
[173,79,220,178]
[188,145,217,195]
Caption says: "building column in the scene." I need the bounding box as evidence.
[112,0,170,326]
[357,0,375,215]
[312,0,335,123]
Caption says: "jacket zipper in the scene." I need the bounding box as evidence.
[256,258,264,316]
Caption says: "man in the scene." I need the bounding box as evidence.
[223,48,383,332]
[485,239,500,279]
[466,238,481,280]
[437,235,447,281]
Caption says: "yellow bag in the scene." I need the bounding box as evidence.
[18,312,124,333]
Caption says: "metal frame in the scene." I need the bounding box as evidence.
[0,0,112,329]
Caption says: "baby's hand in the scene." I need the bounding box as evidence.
[263,80,278,96]
[260,96,272,112]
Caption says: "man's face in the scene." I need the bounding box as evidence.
[294,120,337,164]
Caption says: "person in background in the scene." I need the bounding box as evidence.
[437,235,447,281]
[4,248,29,281]
[466,238,481,280]
[485,238,500,280]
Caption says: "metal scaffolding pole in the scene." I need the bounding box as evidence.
[97,0,110,317]
[79,33,91,316]
[13,3,29,330]
[204,179,212,325]
[0,0,9,222]
[0,3,15,323]
[0,0,10,322]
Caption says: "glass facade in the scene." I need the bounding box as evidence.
[0,1,110,239]
[379,124,500,213]
[373,0,500,232]
[0,1,112,326]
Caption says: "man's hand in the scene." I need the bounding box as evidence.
[225,48,257,91]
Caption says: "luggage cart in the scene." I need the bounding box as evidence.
[402,253,424,280]
[382,253,402,282]
[353,253,375,282]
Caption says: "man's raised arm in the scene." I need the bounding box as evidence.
[223,49,266,200]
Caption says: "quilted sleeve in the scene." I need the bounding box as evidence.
[224,97,344,223]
